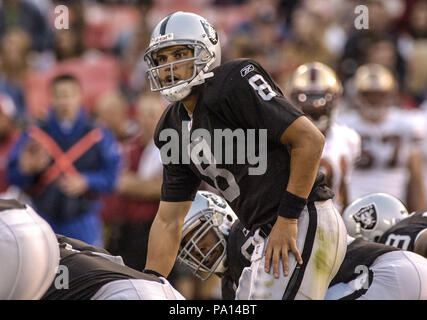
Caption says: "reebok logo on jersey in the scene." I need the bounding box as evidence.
[353,204,377,230]
[240,64,254,77]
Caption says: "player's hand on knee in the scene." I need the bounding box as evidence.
[264,217,303,278]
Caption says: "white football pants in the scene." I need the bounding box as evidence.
[91,277,186,300]
[236,199,347,300]
[326,250,427,300]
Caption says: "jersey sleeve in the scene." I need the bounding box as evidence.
[220,60,304,144]
[160,163,201,202]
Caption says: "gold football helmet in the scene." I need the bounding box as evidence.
[354,63,396,122]
[289,62,342,134]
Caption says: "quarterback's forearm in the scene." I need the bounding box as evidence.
[145,201,192,277]
[145,215,181,277]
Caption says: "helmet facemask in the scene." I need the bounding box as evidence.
[291,90,337,135]
[357,90,391,123]
[353,63,396,123]
[144,40,215,102]
[178,208,229,281]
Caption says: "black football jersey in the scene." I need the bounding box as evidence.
[221,220,253,299]
[154,58,334,232]
[42,235,163,300]
[378,210,427,251]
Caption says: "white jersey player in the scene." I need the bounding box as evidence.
[339,64,426,212]
[321,123,361,212]
[289,62,361,212]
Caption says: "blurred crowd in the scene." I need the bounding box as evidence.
[0,0,426,299]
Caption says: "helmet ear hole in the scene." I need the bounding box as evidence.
[373,235,380,242]
[226,214,233,222]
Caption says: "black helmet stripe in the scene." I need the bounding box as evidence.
[0,199,26,212]
[160,12,174,35]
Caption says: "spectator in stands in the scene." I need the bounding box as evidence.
[0,93,20,194]
[7,73,121,246]
[277,5,336,92]
[226,0,284,78]
[364,34,406,90]
[398,0,427,64]
[339,0,397,82]
[94,90,135,142]
[0,0,52,51]
[54,29,86,62]
[406,40,427,104]
[0,28,31,124]
[404,0,427,40]
[115,0,154,101]
[102,94,165,271]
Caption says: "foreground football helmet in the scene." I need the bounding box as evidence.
[342,193,409,242]
[177,191,237,280]
[144,11,221,102]
[354,63,396,122]
[289,62,342,134]
[0,200,59,299]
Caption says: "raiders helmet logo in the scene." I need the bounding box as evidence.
[200,20,218,45]
[201,191,227,209]
[352,204,378,230]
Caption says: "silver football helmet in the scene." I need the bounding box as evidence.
[342,193,409,242]
[144,11,221,102]
[0,200,60,299]
[177,191,237,281]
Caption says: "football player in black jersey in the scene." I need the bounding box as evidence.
[0,199,184,300]
[143,11,347,300]
[343,192,427,258]
[177,195,427,300]
[42,234,185,300]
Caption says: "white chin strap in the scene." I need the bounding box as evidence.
[160,81,192,102]
[160,66,215,102]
